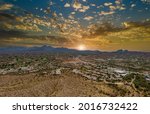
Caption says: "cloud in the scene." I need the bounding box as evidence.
[82,6,90,10]
[73,1,82,10]
[122,21,150,28]
[107,26,150,40]
[0,0,149,51]
[0,29,27,39]
[0,21,42,32]
[0,13,44,32]
[0,27,71,47]
[0,13,16,20]
[80,20,150,51]
[104,2,113,6]
[84,20,150,40]
[0,4,13,11]
[83,16,93,21]
[109,5,117,10]
[141,0,150,3]
[64,3,70,7]
[99,11,115,16]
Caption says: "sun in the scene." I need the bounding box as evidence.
[77,44,86,50]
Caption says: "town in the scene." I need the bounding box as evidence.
[0,51,149,96]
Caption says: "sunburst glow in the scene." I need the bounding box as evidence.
[77,44,86,50]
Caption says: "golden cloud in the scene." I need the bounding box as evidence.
[0,4,13,11]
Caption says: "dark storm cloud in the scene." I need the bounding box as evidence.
[84,20,150,38]
[0,12,16,20]
[0,29,27,39]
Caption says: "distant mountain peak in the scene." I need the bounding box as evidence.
[116,49,129,53]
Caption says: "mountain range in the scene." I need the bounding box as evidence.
[0,45,150,55]
[0,45,100,54]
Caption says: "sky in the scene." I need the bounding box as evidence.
[0,0,150,51]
